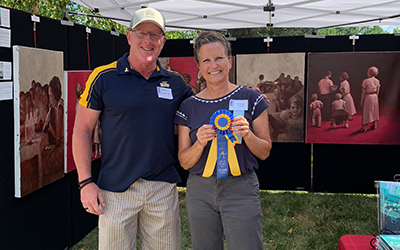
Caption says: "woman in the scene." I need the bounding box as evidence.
[270,94,304,142]
[174,31,272,250]
[339,72,356,120]
[359,66,380,132]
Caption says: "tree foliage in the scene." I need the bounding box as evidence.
[1,0,202,38]
[228,26,390,38]
[165,30,199,39]
[0,0,128,34]
[228,27,314,38]
[317,26,387,36]
[1,0,396,39]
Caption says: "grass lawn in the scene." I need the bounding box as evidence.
[71,188,378,250]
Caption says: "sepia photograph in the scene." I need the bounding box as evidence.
[13,46,64,197]
[237,53,305,142]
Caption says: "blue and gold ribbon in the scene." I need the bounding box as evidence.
[203,109,241,179]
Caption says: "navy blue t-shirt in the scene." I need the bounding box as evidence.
[174,86,268,175]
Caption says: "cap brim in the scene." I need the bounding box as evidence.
[132,19,165,33]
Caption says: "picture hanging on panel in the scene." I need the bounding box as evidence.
[65,70,96,173]
[236,53,306,143]
[306,52,400,145]
[159,56,236,94]
[13,46,64,197]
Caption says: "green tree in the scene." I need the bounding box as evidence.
[317,26,387,36]
[0,0,128,34]
[228,27,314,38]
[228,26,388,38]
[165,30,199,39]
[0,1,392,38]
[0,0,198,38]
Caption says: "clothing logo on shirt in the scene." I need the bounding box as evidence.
[160,81,169,87]
[124,67,129,73]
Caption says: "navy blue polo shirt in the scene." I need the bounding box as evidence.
[80,53,193,192]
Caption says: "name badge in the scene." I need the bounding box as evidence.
[229,100,248,111]
[157,86,173,100]
[229,100,248,144]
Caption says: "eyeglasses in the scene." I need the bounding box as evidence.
[130,29,165,41]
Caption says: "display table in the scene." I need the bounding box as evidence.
[338,235,376,250]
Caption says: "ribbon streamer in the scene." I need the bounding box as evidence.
[203,110,241,179]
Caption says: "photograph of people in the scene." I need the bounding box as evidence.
[317,70,337,121]
[236,53,305,142]
[330,93,350,129]
[174,31,272,250]
[19,77,64,196]
[309,93,323,127]
[339,72,356,120]
[359,66,380,132]
[269,94,304,142]
[306,52,400,145]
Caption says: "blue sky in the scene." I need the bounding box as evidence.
[380,25,400,33]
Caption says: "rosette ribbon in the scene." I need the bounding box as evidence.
[203,109,241,179]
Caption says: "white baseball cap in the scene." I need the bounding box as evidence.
[129,7,165,33]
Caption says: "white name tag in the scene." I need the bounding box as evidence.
[229,100,248,111]
[157,86,173,100]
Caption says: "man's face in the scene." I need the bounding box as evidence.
[126,22,166,66]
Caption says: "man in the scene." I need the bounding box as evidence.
[317,70,337,121]
[72,7,192,250]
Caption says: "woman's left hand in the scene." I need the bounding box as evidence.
[230,116,250,137]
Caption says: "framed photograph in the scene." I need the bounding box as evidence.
[65,70,94,173]
[236,53,306,142]
[306,52,400,145]
[13,46,64,197]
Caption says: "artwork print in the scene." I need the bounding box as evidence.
[65,71,99,173]
[236,53,305,142]
[13,46,65,197]
[159,56,236,94]
[377,181,400,235]
[306,52,400,145]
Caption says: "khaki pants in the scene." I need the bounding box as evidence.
[99,179,181,250]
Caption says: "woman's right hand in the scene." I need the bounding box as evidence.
[196,124,216,147]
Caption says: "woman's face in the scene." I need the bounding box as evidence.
[290,102,302,118]
[197,42,231,85]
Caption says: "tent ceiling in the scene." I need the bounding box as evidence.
[70,0,400,31]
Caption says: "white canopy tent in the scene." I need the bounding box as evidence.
[69,0,400,31]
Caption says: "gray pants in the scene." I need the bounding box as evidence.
[186,172,263,250]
